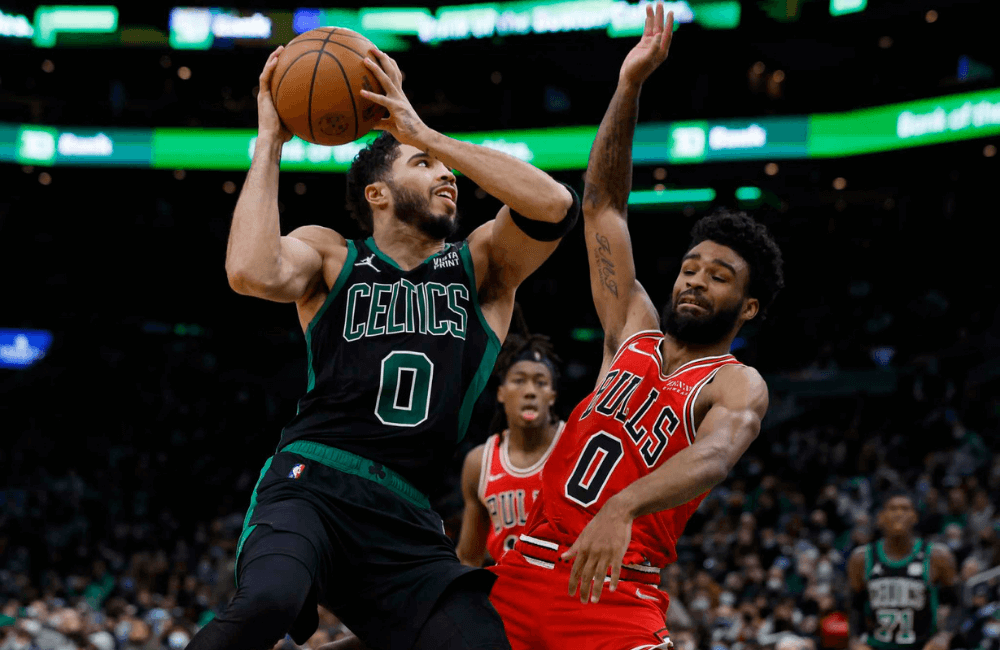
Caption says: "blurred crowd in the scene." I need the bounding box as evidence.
[3,340,999,650]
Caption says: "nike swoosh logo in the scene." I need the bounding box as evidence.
[487,473,506,482]
[635,588,659,601]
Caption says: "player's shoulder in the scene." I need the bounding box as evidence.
[464,441,488,467]
[705,364,768,409]
[287,225,348,252]
[714,363,766,389]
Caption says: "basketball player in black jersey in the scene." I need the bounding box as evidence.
[189,45,579,650]
[848,491,958,650]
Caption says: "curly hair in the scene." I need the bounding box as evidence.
[688,209,785,320]
[487,304,562,435]
[344,132,402,235]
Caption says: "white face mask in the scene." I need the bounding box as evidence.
[168,631,191,649]
[767,578,783,591]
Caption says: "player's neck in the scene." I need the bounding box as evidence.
[370,222,446,271]
[658,334,733,375]
[882,533,916,559]
[507,421,557,456]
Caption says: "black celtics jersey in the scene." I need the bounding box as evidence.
[277,237,501,496]
[863,539,938,648]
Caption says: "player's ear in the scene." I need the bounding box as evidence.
[496,383,506,404]
[365,182,389,210]
[741,297,759,322]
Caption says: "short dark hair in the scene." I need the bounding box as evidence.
[878,488,916,512]
[688,209,785,320]
[344,132,402,235]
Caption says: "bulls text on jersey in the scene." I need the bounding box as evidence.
[485,488,541,535]
[579,368,682,468]
[343,280,469,341]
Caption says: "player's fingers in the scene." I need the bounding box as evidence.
[363,57,395,91]
[359,89,391,108]
[580,557,601,603]
[661,11,674,53]
[643,3,654,36]
[609,558,622,593]
[653,2,664,35]
[566,550,584,596]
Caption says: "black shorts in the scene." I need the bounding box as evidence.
[236,442,494,650]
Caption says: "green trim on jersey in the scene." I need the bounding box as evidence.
[281,440,430,508]
[234,456,274,587]
[306,241,359,392]
[364,236,452,271]
[455,242,502,443]
[877,539,923,568]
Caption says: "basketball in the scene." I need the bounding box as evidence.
[270,27,387,146]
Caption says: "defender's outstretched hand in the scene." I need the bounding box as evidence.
[360,48,426,146]
[619,3,674,87]
[257,47,293,143]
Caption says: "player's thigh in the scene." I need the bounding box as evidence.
[542,587,670,650]
[412,577,511,650]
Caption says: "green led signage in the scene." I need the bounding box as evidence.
[32,5,118,47]
[829,0,867,17]
[3,88,999,171]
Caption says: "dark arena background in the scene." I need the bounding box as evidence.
[2,0,999,648]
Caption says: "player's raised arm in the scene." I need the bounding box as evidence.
[455,445,491,567]
[225,47,340,304]
[584,4,674,368]
[359,48,578,305]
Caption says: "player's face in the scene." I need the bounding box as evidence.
[497,360,556,430]
[386,144,458,239]
[661,240,758,345]
[878,496,918,536]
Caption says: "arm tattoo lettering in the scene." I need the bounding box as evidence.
[593,233,619,298]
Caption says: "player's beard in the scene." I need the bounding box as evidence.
[661,296,742,345]
[388,182,459,240]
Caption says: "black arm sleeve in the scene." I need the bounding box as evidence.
[507,183,580,242]
[851,590,869,641]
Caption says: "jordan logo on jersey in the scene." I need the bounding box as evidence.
[354,255,380,272]
[343,280,469,342]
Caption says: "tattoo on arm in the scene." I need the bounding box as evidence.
[583,86,640,215]
[593,232,618,298]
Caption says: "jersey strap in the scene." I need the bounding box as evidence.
[478,434,499,501]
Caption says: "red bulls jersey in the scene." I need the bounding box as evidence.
[478,423,563,562]
[521,330,743,569]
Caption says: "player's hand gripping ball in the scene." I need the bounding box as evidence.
[269,27,388,146]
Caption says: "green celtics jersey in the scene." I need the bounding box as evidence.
[277,237,501,496]
[864,539,938,648]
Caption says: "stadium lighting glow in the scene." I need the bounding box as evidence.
[735,186,762,201]
[628,188,716,206]
[32,6,118,48]
[0,329,53,369]
[829,0,866,16]
[0,9,34,37]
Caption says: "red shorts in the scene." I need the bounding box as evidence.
[488,549,672,650]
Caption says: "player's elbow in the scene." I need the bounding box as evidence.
[536,183,576,223]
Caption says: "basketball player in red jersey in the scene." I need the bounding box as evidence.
[456,327,565,567]
[488,4,786,649]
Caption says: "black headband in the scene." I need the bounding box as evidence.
[510,349,557,380]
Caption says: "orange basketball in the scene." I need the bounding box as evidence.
[270,27,387,146]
